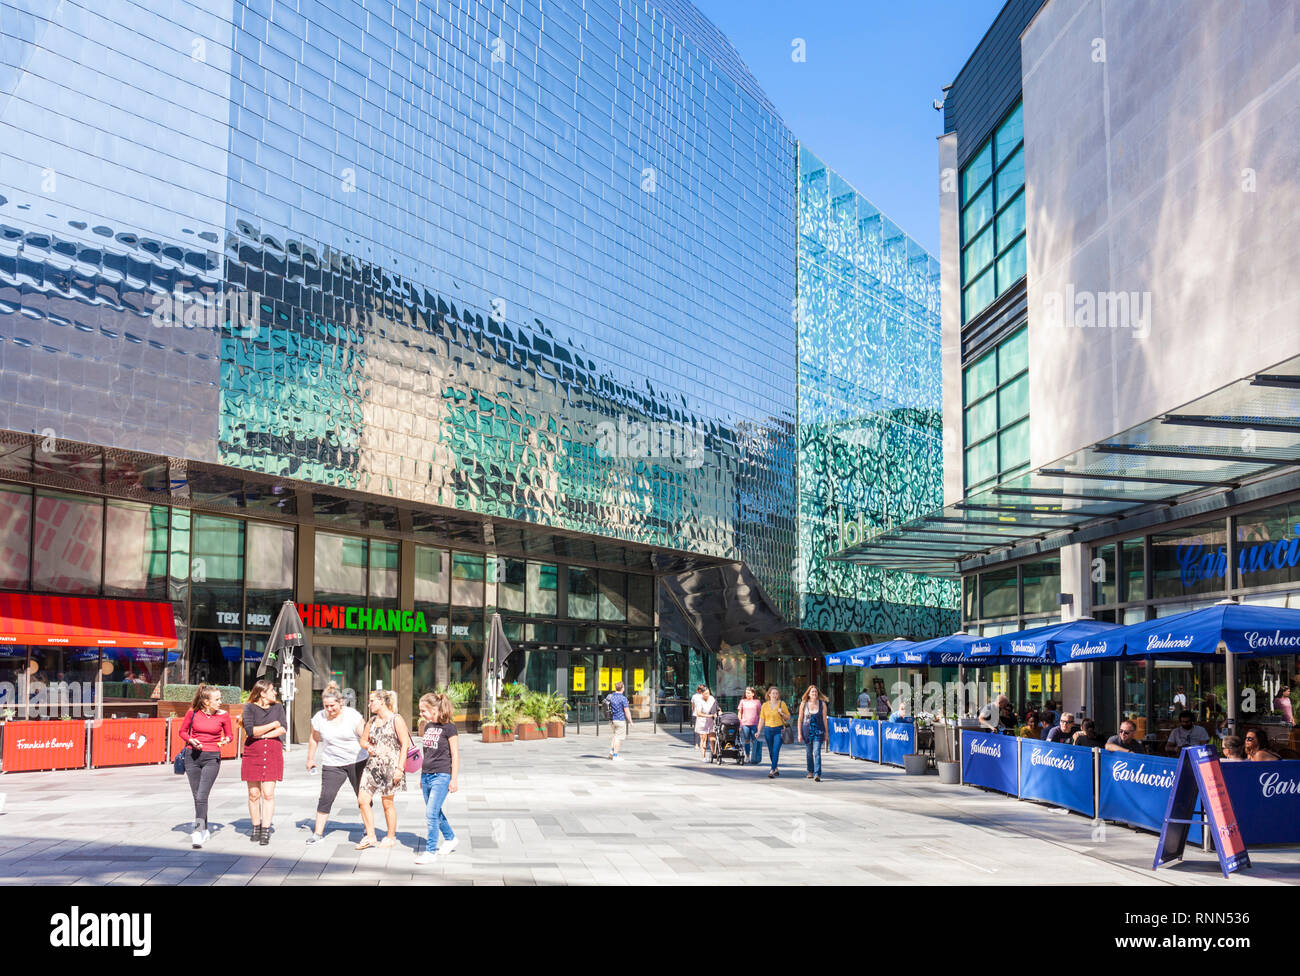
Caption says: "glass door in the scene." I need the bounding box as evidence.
[369,650,393,698]
[624,651,651,719]
[568,652,597,723]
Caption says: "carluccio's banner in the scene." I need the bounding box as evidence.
[295,603,473,637]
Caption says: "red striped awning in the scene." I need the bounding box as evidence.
[0,594,178,648]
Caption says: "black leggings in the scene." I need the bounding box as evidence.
[317,760,366,815]
[184,750,222,827]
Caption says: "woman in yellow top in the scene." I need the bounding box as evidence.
[1017,709,1042,740]
[755,685,791,778]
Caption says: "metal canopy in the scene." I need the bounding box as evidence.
[832,353,1300,578]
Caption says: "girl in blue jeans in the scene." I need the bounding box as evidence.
[756,685,791,779]
[797,685,827,782]
[415,693,460,865]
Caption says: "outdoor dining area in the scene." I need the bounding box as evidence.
[822,600,1300,846]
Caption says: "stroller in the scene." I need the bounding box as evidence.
[711,712,746,764]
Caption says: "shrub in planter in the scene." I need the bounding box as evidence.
[544,692,568,738]
[481,699,520,743]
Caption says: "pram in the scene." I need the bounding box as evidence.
[711,711,746,764]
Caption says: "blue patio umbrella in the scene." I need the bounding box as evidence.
[867,633,985,667]
[1108,602,1300,659]
[973,619,1122,665]
[831,638,915,667]
[853,638,917,667]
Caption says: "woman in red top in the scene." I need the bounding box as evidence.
[179,684,233,849]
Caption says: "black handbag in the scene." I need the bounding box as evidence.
[173,750,186,775]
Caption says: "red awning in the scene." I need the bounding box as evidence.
[0,594,178,648]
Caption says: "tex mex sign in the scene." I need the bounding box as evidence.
[296,603,469,637]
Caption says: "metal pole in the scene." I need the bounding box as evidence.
[1091,746,1099,820]
[1225,647,1237,736]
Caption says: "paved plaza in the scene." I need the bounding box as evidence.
[0,728,1294,886]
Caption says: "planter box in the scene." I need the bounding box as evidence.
[453,705,482,733]
[546,719,565,738]
[481,725,514,743]
[515,721,546,741]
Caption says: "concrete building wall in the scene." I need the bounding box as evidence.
[1021,0,1300,467]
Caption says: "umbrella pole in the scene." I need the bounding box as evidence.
[1225,648,1237,736]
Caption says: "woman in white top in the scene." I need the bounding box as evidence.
[694,686,718,760]
[304,682,368,845]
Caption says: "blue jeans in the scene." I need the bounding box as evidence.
[739,724,759,763]
[420,772,455,852]
[763,726,783,771]
[805,735,823,776]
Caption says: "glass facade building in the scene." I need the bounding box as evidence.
[796,146,957,637]
[0,0,951,726]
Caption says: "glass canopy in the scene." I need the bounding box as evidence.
[834,353,1300,578]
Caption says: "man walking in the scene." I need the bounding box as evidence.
[606,680,632,761]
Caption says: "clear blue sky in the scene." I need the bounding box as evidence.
[695,0,1007,256]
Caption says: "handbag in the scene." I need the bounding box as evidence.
[173,751,186,775]
[781,725,794,745]
[403,742,423,774]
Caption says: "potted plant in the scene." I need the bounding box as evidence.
[515,691,548,741]
[481,698,519,743]
[441,681,480,731]
[544,692,568,738]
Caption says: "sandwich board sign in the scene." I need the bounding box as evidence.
[1153,745,1250,878]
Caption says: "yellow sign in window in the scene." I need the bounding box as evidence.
[599,668,611,692]
[1053,671,1061,694]
[572,666,586,692]
[634,668,645,692]
[1028,673,1042,694]
[611,668,623,689]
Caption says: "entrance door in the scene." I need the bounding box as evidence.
[312,642,396,713]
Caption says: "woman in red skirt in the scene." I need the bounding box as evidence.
[241,679,287,846]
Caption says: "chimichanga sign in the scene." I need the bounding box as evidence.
[295,603,469,637]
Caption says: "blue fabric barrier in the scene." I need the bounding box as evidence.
[961,730,1018,795]
[828,717,853,755]
[1221,760,1300,845]
[849,719,879,762]
[1098,750,1180,832]
[1018,739,1095,816]
[880,721,915,767]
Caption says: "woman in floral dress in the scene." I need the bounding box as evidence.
[355,689,413,850]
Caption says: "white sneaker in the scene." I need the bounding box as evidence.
[191,830,204,849]
[414,850,436,865]
[611,753,623,761]
[202,829,211,845]
[437,837,460,857]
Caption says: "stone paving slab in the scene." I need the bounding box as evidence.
[0,728,1296,885]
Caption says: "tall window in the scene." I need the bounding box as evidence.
[963,325,1028,491]
[960,101,1025,322]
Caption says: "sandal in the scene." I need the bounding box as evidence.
[379,837,396,849]
[354,837,376,851]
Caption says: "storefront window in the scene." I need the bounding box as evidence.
[449,642,481,686]
[190,515,244,629]
[497,557,526,613]
[1151,522,1229,600]
[242,636,266,693]
[314,532,367,604]
[599,570,627,621]
[1121,659,1148,729]
[568,566,598,619]
[1235,654,1297,756]
[963,575,978,620]
[1121,539,1145,602]
[1235,501,1300,589]
[451,552,484,607]
[0,485,31,589]
[411,639,442,720]
[369,541,399,610]
[627,573,653,627]
[414,546,449,615]
[32,490,103,594]
[188,631,242,688]
[980,565,1018,618]
[30,647,101,717]
[244,521,294,628]
[527,562,557,616]
[1021,558,1060,615]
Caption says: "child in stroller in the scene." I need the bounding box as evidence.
[711,711,746,764]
